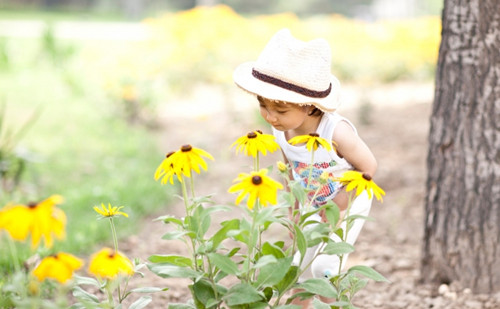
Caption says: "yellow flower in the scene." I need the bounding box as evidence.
[154,151,182,184]
[172,144,214,179]
[33,252,83,284]
[0,195,66,249]
[88,248,134,280]
[231,130,280,157]
[336,171,385,202]
[288,133,335,152]
[277,161,288,173]
[228,169,284,209]
[93,203,129,218]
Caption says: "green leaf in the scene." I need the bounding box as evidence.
[147,264,201,279]
[262,241,286,259]
[275,265,300,294]
[255,257,292,288]
[275,305,302,309]
[348,265,390,282]
[253,254,278,269]
[324,202,340,227]
[207,252,239,275]
[168,304,196,309]
[161,230,190,241]
[73,275,99,287]
[148,254,192,267]
[130,287,165,293]
[223,283,263,306]
[312,298,331,309]
[293,224,307,264]
[190,279,217,308]
[290,181,308,205]
[154,215,183,226]
[298,278,338,298]
[129,296,152,309]
[322,241,355,255]
[210,218,240,250]
[254,206,276,225]
[72,286,99,303]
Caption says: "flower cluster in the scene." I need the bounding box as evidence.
[150,131,387,307]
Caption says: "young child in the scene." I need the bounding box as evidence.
[233,29,378,307]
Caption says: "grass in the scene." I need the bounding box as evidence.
[0,36,175,256]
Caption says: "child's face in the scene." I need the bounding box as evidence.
[258,97,309,132]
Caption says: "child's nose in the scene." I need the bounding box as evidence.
[266,112,277,122]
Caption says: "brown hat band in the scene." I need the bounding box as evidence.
[252,68,332,98]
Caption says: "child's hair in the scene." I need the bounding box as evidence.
[257,95,324,118]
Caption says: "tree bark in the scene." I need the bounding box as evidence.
[422,0,500,293]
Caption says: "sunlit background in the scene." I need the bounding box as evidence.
[0,0,441,255]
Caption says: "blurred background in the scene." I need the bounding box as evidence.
[0,0,441,256]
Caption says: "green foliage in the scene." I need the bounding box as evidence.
[148,154,388,308]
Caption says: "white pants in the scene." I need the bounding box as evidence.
[293,191,373,281]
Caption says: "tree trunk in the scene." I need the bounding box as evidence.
[422,0,500,293]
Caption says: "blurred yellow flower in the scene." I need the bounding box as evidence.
[228,169,283,209]
[0,195,66,249]
[336,171,385,202]
[154,151,182,184]
[277,161,288,173]
[93,203,129,218]
[172,144,214,179]
[231,130,280,157]
[33,252,83,284]
[288,133,335,152]
[88,248,134,280]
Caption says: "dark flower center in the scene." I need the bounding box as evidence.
[247,132,257,139]
[309,133,319,137]
[256,130,263,134]
[28,202,38,209]
[252,176,263,185]
[181,145,192,152]
[362,173,372,181]
[166,151,175,158]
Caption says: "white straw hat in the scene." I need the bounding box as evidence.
[233,28,341,112]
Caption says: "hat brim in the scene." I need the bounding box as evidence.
[233,62,341,112]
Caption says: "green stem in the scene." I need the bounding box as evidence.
[105,281,115,307]
[181,176,190,216]
[5,235,21,273]
[181,175,199,272]
[246,203,259,282]
[337,193,355,275]
[190,175,196,199]
[109,217,119,253]
[254,154,260,171]
[306,152,315,190]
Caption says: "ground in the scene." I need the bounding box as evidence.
[117,82,500,308]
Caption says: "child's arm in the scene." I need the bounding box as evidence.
[331,120,378,211]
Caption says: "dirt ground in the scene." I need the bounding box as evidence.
[118,82,500,309]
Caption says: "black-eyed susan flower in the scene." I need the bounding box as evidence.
[0,195,66,249]
[171,144,214,179]
[228,169,283,209]
[154,151,182,185]
[33,252,83,284]
[277,161,288,173]
[231,130,280,158]
[336,171,385,202]
[88,248,134,280]
[93,203,129,218]
[288,133,335,152]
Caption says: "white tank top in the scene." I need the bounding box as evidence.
[272,112,356,206]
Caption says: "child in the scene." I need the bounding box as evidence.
[233,29,378,307]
